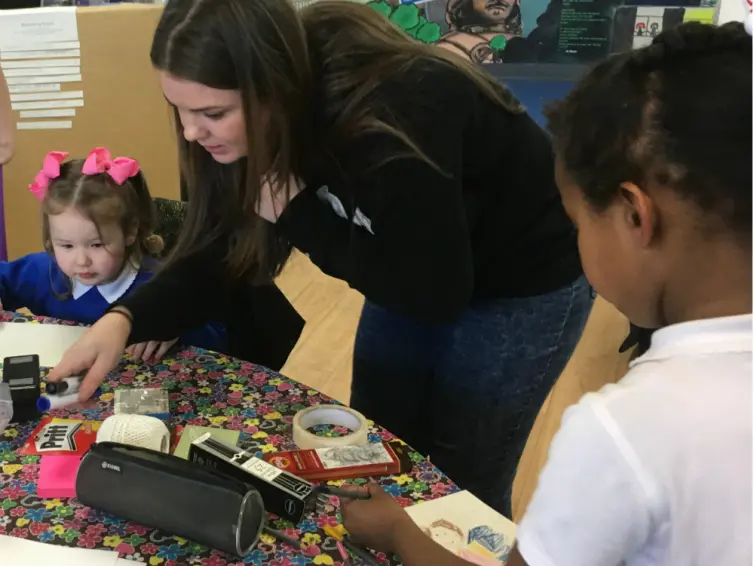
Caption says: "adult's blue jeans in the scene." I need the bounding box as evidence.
[351,275,593,517]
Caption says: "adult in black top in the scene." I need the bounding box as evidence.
[50,0,592,517]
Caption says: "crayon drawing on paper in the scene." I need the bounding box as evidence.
[405,490,517,565]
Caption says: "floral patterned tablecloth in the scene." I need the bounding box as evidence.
[0,312,458,565]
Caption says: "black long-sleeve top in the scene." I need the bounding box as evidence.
[120,58,581,344]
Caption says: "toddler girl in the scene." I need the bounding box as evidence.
[0,147,225,361]
[340,21,752,566]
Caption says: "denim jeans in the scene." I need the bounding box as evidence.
[351,275,593,517]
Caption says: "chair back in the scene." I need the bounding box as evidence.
[152,198,187,259]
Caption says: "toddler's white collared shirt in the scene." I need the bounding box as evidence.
[71,262,139,304]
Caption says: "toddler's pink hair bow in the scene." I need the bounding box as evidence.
[81,147,140,184]
[28,151,69,201]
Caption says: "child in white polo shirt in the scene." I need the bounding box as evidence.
[339,21,752,566]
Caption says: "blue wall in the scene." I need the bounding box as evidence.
[503,79,576,127]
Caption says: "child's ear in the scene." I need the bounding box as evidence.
[125,220,139,247]
[619,182,657,247]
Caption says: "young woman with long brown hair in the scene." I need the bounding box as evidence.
[50,0,592,516]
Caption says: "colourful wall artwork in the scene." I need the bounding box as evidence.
[367,0,525,63]
[366,0,719,65]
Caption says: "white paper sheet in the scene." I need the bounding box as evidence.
[715,0,748,25]
[12,90,83,102]
[4,66,81,77]
[6,74,81,85]
[20,108,76,119]
[405,490,517,564]
[0,534,120,566]
[17,120,72,130]
[2,58,80,69]
[12,98,83,110]
[0,9,79,50]
[8,83,61,93]
[1,48,80,60]
[0,322,87,368]
[1,41,80,53]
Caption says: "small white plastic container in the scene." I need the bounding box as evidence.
[0,383,13,435]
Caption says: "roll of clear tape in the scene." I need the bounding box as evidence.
[292,405,369,449]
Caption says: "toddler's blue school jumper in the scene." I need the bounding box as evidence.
[0,252,225,353]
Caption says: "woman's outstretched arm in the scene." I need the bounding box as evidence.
[116,239,232,344]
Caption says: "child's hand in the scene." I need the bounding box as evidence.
[127,339,178,363]
[340,483,414,554]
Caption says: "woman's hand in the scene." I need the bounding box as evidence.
[256,174,303,223]
[0,140,14,166]
[340,483,414,554]
[47,311,132,402]
[127,338,178,363]
[0,69,14,166]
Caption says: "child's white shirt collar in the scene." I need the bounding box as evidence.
[630,313,752,367]
[71,261,139,304]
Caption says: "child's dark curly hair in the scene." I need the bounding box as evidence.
[546,22,751,242]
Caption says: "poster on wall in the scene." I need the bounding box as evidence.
[611,4,715,50]
[365,0,716,66]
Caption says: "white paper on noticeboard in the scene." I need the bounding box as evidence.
[11,90,83,102]
[3,58,80,69]
[0,9,79,50]
[12,98,83,111]
[6,74,81,85]
[20,108,76,119]
[17,120,73,130]
[1,48,80,60]
[3,66,81,77]
[8,83,61,94]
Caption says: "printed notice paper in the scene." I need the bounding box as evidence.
[17,120,72,130]
[0,7,82,131]
[1,48,80,60]
[8,83,62,94]
[11,90,83,102]
[0,8,78,50]
[6,74,82,85]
